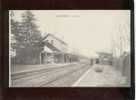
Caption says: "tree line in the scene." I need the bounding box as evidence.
[10,11,44,64]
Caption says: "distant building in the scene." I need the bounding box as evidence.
[97,52,113,65]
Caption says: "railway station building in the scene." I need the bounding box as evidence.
[40,33,78,64]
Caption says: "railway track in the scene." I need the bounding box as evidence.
[11,63,77,80]
[40,64,90,87]
[11,62,90,87]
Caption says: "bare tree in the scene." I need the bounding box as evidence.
[111,21,130,57]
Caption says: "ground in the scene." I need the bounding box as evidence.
[10,63,129,87]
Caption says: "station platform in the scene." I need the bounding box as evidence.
[73,64,128,87]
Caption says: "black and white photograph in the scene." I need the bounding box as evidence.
[9,10,131,87]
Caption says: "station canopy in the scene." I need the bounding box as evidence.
[43,46,54,53]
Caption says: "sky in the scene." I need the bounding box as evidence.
[10,10,130,57]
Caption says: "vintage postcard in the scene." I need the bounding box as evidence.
[9,10,131,87]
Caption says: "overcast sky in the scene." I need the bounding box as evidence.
[10,10,130,57]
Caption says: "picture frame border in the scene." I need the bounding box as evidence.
[0,0,134,100]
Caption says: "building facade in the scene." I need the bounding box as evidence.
[40,33,79,64]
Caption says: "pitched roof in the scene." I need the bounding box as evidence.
[42,41,61,52]
[43,46,54,53]
[42,33,68,46]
